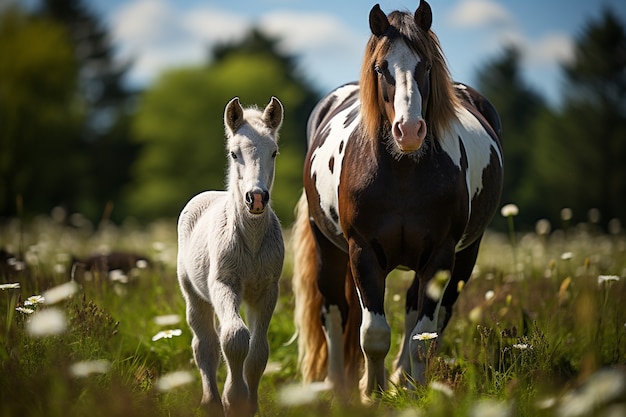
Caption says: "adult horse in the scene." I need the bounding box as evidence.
[293,0,503,397]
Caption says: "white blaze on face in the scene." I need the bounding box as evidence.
[386,42,427,152]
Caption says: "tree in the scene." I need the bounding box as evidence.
[37,0,138,221]
[123,30,319,223]
[474,46,548,228]
[0,7,83,218]
[521,10,626,227]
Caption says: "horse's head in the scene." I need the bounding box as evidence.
[224,96,283,215]
[360,1,457,157]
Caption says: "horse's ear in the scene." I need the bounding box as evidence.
[369,4,390,37]
[414,0,432,31]
[225,97,244,134]
[263,96,284,133]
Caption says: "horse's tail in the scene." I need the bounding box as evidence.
[292,191,327,382]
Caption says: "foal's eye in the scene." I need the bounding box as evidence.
[271,150,278,158]
[229,151,237,160]
[374,64,383,75]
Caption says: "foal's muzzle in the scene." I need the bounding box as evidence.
[245,190,270,214]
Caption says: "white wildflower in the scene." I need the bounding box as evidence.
[470,399,512,417]
[0,283,20,290]
[109,269,128,284]
[413,332,438,341]
[136,259,149,269]
[152,329,182,341]
[597,275,620,285]
[16,307,34,314]
[153,314,181,327]
[500,204,519,217]
[277,381,331,407]
[155,370,194,392]
[70,360,111,378]
[560,208,573,221]
[513,343,531,350]
[560,252,573,261]
[43,281,78,304]
[24,295,45,306]
[26,308,67,337]
[429,380,453,398]
[484,290,495,301]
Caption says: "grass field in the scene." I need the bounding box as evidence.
[1,209,625,417]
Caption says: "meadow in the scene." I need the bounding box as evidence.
[1,208,625,417]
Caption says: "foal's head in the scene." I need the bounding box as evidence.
[224,97,283,215]
[360,0,459,157]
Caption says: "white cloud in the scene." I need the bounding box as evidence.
[183,8,250,44]
[258,10,366,88]
[525,33,574,66]
[447,0,513,29]
[110,1,366,91]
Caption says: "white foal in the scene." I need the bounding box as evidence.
[177,97,285,416]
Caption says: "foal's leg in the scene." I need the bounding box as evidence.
[210,278,250,417]
[244,281,279,415]
[179,278,223,415]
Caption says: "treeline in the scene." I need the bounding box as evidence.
[1,0,624,230]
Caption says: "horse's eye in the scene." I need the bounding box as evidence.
[230,151,237,160]
[374,64,383,75]
[272,150,278,158]
[426,63,433,73]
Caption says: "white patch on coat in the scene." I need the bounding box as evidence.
[310,84,360,236]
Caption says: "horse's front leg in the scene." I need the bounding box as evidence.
[348,238,391,396]
[244,281,279,415]
[311,223,351,390]
[209,277,250,417]
[408,242,456,385]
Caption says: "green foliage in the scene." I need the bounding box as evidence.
[124,32,318,223]
[477,10,626,230]
[0,7,83,217]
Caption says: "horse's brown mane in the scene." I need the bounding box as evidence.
[359,10,460,142]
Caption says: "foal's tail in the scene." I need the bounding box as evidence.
[292,192,327,382]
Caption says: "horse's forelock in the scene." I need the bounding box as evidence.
[358,10,460,141]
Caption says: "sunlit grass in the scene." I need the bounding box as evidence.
[1,209,625,416]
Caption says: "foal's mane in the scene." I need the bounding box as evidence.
[359,10,460,142]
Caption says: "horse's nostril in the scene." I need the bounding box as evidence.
[245,192,254,205]
[262,191,270,205]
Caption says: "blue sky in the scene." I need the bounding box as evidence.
[84,0,626,106]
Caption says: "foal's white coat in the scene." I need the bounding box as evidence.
[177,97,284,417]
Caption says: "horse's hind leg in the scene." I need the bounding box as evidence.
[245,281,279,415]
[180,278,223,415]
[210,278,251,417]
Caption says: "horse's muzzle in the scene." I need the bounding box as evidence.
[246,190,270,214]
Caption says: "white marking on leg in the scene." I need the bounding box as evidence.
[322,305,344,386]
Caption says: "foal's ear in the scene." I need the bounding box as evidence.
[263,96,284,133]
[369,4,390,37]
[225,97,245,134]
[414,0,432,31]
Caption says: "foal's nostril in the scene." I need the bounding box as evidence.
[262,190,270,205]
[245,192,254,205]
